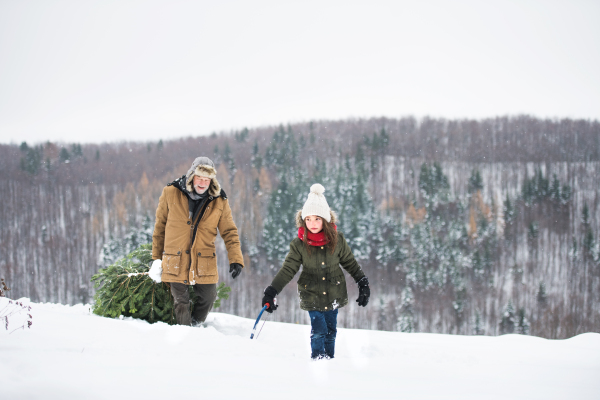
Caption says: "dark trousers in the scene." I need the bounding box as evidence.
[170,282,217,325]
[308,309,338,359]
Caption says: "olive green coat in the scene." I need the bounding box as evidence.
[271,232,365,312]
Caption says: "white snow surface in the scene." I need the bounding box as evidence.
[1,299,599,400]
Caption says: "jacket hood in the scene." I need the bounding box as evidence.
[170,174,222,199]
[295,209,338,228]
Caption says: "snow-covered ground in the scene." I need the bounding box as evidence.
[1,299,599,400]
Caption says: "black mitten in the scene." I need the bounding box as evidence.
[262,286,279,313]
[356,277,370,307]
[229,263,243,279]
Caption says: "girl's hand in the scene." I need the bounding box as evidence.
[262,286,279,313]
[356,277,370,307]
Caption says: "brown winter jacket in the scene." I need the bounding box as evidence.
[152,177,244,285]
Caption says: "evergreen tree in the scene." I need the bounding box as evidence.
[19,145,42,174]
[262,172,304,264]
[499,300,516,334]
[453,284,467,327]
[397,286,415,333]
[223,142,235,175]
[582,203,590,227]
[345,168,374,260]
[71,143,83,158]
[560,183,572,203]
[583,229,594,254]
[59,147,71,163]
[377,298,388,331]
[549,174,561,202]
[379,216,407,269]
[472,250,483,277]
[473,309,485,335]
[468,169,484,193]
[521,168,570,205]
[92,244,230,324]
[516,307,530,335]
[570,237,578,263]
[235,127,249,142]
[536,282,547,307]
[503,194,514,224]
[418,162,449,206]
[355,144,366,177]
[323,163,377,261]
[264,125,298,172]
[99,216,154,268]
[92,244,176,324]
[528,221,539,240]
[251,140,263,170]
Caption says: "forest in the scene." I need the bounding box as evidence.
[1,115,599,339]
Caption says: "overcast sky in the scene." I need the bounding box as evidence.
[0,0,598,145]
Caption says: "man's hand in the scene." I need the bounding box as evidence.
[149,259,162,283]
[356,276,370,307]
[262,286,278,313]
[229,263,243,279]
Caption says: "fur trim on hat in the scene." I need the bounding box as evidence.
[295,209,337,228]
[186,163,221,197]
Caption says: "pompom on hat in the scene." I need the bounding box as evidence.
[301,183,331,222]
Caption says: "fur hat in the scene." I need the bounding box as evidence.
[185,157,221,196]
[301,184,332,222]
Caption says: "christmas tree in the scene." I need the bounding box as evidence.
[92,244,230,324]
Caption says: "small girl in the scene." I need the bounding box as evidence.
[262,184,370,359]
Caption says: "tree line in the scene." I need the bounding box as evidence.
[0,115,598,338]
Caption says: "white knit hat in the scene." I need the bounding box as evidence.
[301,184,331,222]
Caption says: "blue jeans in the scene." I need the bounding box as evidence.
[308,309,338,359]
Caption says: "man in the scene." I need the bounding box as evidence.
[150,156,244,325]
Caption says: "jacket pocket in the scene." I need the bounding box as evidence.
[328,272,347,300]
[196,250,217,277]
[162,250,182,275]
[297,274,319,309]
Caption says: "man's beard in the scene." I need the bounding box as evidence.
[195,185,208,194]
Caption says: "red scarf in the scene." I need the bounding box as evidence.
[298,224,337,247]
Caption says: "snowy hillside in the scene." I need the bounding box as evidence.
[1,300,599,400]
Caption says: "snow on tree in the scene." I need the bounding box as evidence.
[98,215,154,268]
[418,162,450,207]
[499,300,516,334]
[516,307,530,335]
[536,282,547,307]
[473,309,485,335]
[262,170,306,264]
[397,286,416,333]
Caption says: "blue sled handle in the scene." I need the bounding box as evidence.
[250,305,269,339]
